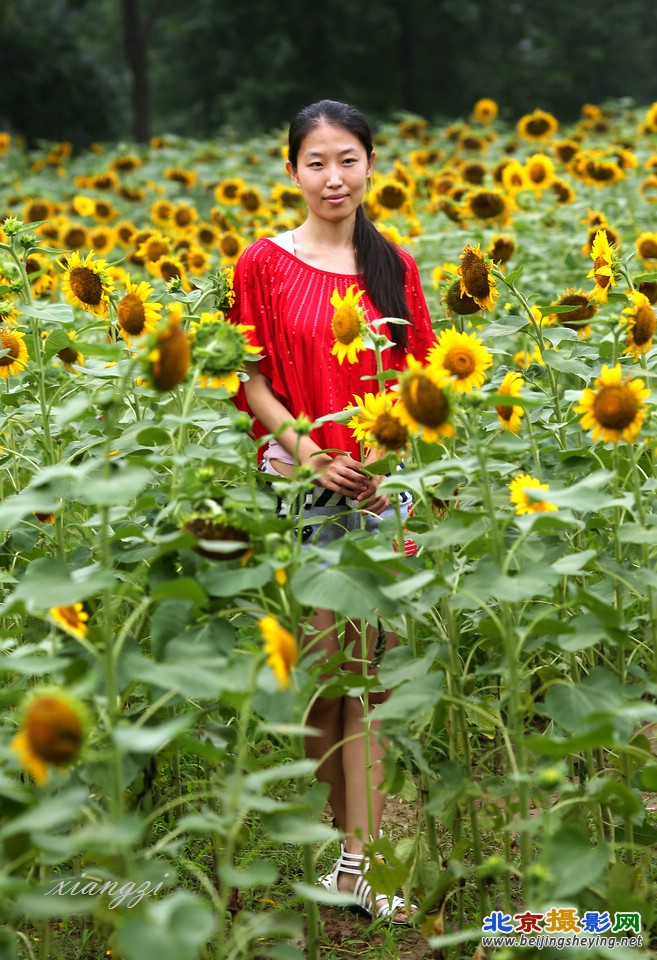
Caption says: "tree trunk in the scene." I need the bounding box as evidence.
[121,0,165,143]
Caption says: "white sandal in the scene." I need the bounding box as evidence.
[325,848,414,925]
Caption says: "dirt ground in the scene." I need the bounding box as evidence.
[318,903,438,959]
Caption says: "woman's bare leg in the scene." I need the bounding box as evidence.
[304,608,347,831]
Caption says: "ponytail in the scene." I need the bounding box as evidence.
[354,206,409,350]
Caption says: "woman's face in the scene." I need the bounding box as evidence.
[286,121,374,225]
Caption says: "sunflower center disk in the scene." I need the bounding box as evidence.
[69,267,103,306]
[640,240,657,259]
[403,377,449,427]
[333,307,361,345]
[379,186,406,209]
[118,294,147,334]
[461,258,491,301]
[160,261,181,282]
[593,385,639,430]
[445,347,476,378]
[373,413,408,450]
[0,333,20,365]
[26,697,84,763]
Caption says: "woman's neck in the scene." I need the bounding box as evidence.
[292,216,358,273]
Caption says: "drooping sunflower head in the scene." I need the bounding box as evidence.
[427,327,493,394]
[136,231,171,264]
[621,290,657,358]
[0,326,28,378]
[488,234,515,264]
[116,279,163,344]
[495,371,525,433]
[395,355,454,443]
[259,615,297,689]
[443,281,481,316]
[146,254,191,291]
[142,316,191,391]
[517,109,559,142]
[10,688,89,786]
[458,243,498,311]
[348,392,409,453]
[509,474,558,515]
[586,229,619,303]
[551,178,577,204]
[575,363,650,443]
[58,250,114,318]
[182,510,252,561]
[330,285,368,365]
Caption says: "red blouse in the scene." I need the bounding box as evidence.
[229,238,435,459]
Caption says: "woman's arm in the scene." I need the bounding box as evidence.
[243,361,376,498]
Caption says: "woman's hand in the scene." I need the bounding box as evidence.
[312,453,373,498]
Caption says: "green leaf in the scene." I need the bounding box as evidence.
[150,600,193,660]
[1,787,87,838]
[219,861,278,888]
[465,559,558,601]
[551,549,597,574]
[115,892,216,960]
[123,650,229,699]
[151,578,207,605]
[197,562,272,597]
[2,558,115,613]
[370,674,444,721]
[291,565,395,618]
[113,714,196,754]
[525,724,616,755]
[76,466,152,505]
[541,669,623,732]
[542,826,609,897]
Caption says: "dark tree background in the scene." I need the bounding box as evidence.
[2,0,655,146]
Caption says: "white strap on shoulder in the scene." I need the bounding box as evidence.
[269,230,295,254]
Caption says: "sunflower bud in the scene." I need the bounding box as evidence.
[2,216,22,237]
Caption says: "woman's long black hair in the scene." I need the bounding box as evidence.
[288,99,409,350]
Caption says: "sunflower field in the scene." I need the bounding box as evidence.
[2,98,657,960]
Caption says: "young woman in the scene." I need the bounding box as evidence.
[229,99,434,922]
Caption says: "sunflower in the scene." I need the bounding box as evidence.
[546,289,597,338]
[458,243,498,311]
[59,250,113,318]
[472,98,498,124]
[170,203,198,237]
[93,199,117,224]
[431,171,462,195]
[50,603,89,640]
[196,222,219,247]
[61,223,89,250]
[639,280,657,304]
[143,316,191,391]
[621,291,656,358]
[551,178,576,204]
[164,167,197,188]
[90,171,119,191]
[517,109,559,142]
[524,153,555,191]
[115,219,137,248]
[88,225,116,257]
[348,392,409,452]
[25,252,57,296]
[443,281,481,316]
[330,285,368,365]
[182,512,251,561]
[10,689,89,787]
[147,254,191,291]
[501,159,528,192]
[509,474,558,515]
[586,229,618,304]
[258,615,297,689]
[238,186,264,215]
[269,182,304,209]
[582,223,620,258]
[488,234,515,264]
[432,262,459,288]
[218,231,246,264]
[370,177,414,216]
[643,103,657,133]
[427,327,492,393]
[185,244,211,276]
[376,223,407,245]
[575,363,650,443]
[579,156,624,187]
[461,161,487,185]
[116,280,162,344]
[0,327,28,378]
[552,139,581,165]
[0,133,11,155]
[214,177,247,205]
[111,153,142,172]
[514,348,544,369]
[23,198,55,223]
[150,198,175,227]
[136,231,171,264]
[640,174,657,202]
[56,332,84,372]
[635,232,657,265]
[495,372,525,433]
[463,188,512,225]
[395,355,454,442]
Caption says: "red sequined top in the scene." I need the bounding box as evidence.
[229,237,435,459]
